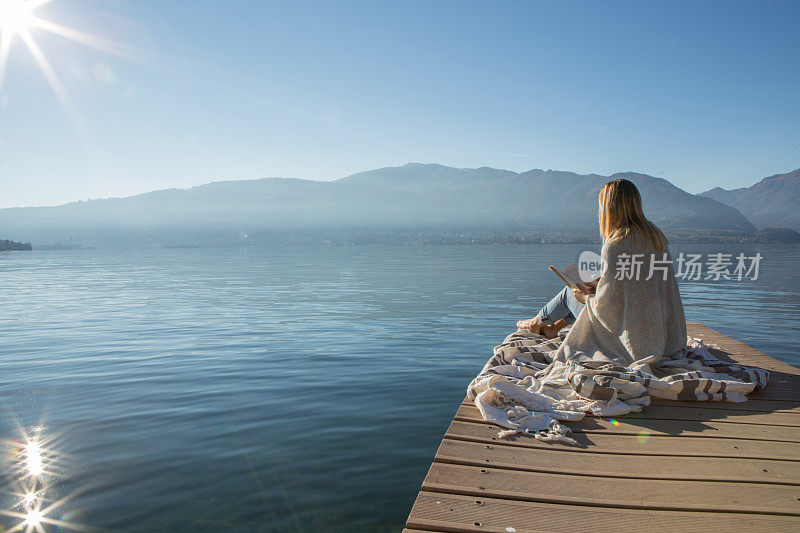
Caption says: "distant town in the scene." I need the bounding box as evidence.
[5,226,799,251]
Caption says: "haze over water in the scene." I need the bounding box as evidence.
[1,243,798,531]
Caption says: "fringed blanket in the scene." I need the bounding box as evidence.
[467,329,769,444]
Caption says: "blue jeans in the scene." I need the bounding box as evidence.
[536,286,585,325]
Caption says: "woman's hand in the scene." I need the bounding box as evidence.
[573,288,588,304]
[584,279,598,294]
[574,278,599,298]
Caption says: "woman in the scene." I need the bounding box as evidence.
[468,179,765,442]
[518,178,686,364]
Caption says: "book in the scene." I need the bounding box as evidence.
[549,264,591,292]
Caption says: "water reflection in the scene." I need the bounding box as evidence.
[2,425,91,532]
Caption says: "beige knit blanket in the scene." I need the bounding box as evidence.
[467,330,769,443]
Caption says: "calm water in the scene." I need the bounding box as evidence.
[1,243,799,531]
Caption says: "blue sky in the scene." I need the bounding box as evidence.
[0,0,798,207]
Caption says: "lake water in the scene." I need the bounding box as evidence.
[1,243,799,531]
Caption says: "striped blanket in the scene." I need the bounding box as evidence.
[467,329,769,443]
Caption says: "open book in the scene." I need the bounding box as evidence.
[549,264,591,291]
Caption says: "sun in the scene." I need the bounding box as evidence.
[0,0,139,124]
[0,0,35,35]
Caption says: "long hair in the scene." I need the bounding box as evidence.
[598,179,668,252]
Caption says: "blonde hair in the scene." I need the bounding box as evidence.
[598,179,668,252]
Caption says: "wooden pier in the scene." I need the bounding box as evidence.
[405,323,800,532]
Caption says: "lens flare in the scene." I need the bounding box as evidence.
[609,418,620,426]
[22,508,42,527]
[25,440,44,477]
[1,425,91,532]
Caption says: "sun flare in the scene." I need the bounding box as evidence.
[0,0,35,34]
[0,0,138,124]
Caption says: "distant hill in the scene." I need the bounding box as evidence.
[756,227,800,243]
[0,163,756,247]
[0,239,32,251]
[700,168,800,230]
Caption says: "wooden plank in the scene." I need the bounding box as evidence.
[687,322,800,374]
[444,419,800,461]
[704,348,800,367]
[407,491,800,533]
[459,399,800,425]
[688,321,799,371]
[737,384,800,399]
[435,438,800,484]
[649,398,800,413]
[622,405,800,425]
[454,403,800,442]
[422,463,800,515]
[701,347,800,369]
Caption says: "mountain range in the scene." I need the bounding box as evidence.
[700,168,800,230]
[1,163,797,247]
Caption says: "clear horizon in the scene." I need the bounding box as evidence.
[1,0,798,208]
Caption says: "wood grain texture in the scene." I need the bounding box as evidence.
[422,462,800,515]
[407,492,800,532]
[435,438,800,484]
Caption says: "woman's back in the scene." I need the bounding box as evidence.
[554,234,687,366]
